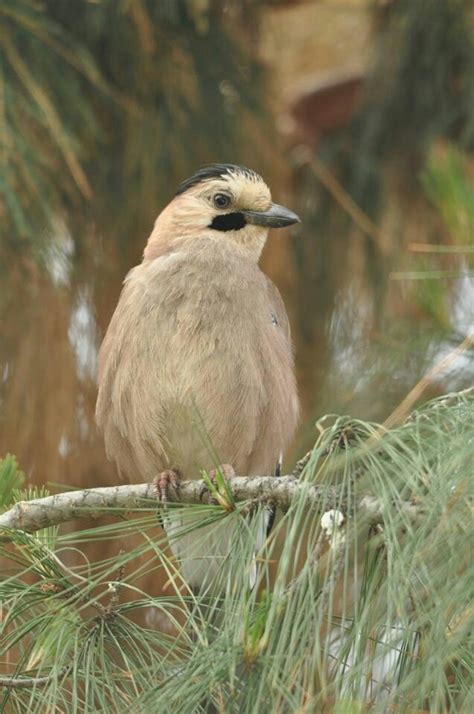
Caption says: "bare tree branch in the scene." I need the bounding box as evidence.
[0,476,421,537]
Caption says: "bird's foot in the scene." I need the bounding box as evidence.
[153,468,180,504]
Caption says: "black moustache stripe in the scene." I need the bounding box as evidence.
[210,212,247,232]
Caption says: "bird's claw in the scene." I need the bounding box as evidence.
[153,469,180,504]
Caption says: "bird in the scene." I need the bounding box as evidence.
[96,163,300,592]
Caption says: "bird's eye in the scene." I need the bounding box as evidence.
[213,193,231,209]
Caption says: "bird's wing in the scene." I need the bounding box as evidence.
[265,276,292,342]
[96,254,184,478]
[262,278,293,539]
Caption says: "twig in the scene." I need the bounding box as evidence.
[409,243,474,254]
[382,333,474,430]
[0,476,421,538]
[291,450,313,478]
[103,554,126,619]
[0,666,71,689]
[293,148,386,250]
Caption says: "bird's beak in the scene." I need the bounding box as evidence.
[243,202,301,228]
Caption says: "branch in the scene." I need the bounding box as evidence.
[0,666,71,689]
[0,476,420,537]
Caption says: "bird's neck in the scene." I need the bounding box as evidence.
[143,203,178,261]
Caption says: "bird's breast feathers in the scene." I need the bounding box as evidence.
[97,238,299,477]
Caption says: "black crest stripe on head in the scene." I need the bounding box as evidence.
[176,164,261,195]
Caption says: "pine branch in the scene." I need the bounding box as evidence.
[0,476,420,537]
[0,666,71,689]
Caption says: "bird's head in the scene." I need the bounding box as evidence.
[144,164,300,262]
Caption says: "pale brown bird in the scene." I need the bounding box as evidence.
[96,164,300,590]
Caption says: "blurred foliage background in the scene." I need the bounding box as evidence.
[0,0,473,549]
